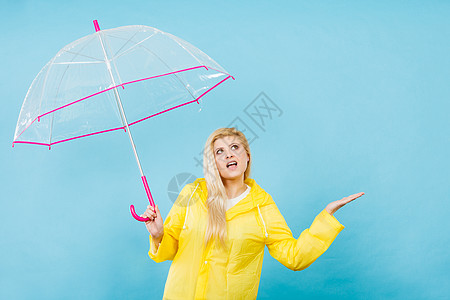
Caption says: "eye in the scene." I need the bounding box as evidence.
[231,144,238,150]
[216,149,223,154]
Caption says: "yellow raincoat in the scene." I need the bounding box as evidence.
[148,178,345,299]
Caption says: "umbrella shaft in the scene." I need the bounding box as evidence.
[112,88,144,176]
[97,32,144,177]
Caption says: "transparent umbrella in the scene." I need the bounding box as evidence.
[13,20,234,221]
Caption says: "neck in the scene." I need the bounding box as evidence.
[222,176,247,199]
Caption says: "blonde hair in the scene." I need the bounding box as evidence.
[203,127,252,250]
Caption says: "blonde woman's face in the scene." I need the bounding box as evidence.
[213,135,249,181]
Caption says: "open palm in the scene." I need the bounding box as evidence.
[325,192,365,216]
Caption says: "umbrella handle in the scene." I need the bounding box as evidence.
[130,176,156,222]
[130,204,150,222]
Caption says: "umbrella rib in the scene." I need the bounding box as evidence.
[130,42,197,100]
[108,32,157,61]
[100,29,199,101]
[102,33,128,129]
[15,60,51,141]
[49,36,103,146]
[163,33,231,77]
[49,109,55,146]
[107,30,141,58]
[62,50,104,62]
[37,58,57,130]
[52,61,105,65]
[162,32,205,69]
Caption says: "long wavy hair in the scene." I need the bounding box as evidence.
[203,127,252,250]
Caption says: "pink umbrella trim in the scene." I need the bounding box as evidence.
[14,65,218,141]
[13,74,233,148]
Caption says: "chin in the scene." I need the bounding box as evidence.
[220,170,245,181]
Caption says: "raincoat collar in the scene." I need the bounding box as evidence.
[194,177,270,221]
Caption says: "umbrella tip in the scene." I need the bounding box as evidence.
[93,20,100,32]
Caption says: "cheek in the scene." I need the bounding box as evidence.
[242,160,248,169]
[215,156,224,169]
[239,151,248,162]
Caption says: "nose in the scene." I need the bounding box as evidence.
[225,149,233,159]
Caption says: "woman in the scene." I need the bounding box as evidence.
[141,127,364,299]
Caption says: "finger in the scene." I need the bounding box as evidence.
[155,205,161,217]
[345,193,364,202]
[350,192,365,199]
[146,207,155,215]
[353,192,364,196]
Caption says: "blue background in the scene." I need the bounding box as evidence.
[1,1,449,299]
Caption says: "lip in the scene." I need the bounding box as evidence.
[226,160,238,168]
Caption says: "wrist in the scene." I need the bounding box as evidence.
[152,233,164,244]
[325,206,335,216]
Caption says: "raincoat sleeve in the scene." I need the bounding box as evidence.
[148,184,192,263]
[264,196,345,271]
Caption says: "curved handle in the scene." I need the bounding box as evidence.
[130,204,150,222]
[130,175,156,222]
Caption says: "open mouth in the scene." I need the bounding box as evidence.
[226,161,238,169]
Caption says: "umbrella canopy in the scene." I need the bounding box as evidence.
[13,22,233,147]
[13,20,234,221]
